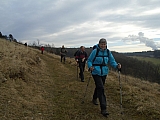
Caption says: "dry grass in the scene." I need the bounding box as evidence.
[106,72,160,119]
[0,38,160,120]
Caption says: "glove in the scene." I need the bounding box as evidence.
[82,58,85,62]
[89,67,94,71]
[117,63,121,71]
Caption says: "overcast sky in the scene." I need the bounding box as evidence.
[0,0,160,52]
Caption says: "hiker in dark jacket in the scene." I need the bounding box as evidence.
[87,38,121,117]
[60,45,67,63]
[75,46,88,82]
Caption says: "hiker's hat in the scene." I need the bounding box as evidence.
[99,38,107,44]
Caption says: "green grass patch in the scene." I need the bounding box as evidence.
[129,56,160,65]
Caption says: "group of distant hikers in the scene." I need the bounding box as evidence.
[59,38,121,117]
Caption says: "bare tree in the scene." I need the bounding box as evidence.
[9,34,13,41]
[32,41,37,46]
[0,32,2,37]
[37,39,40,46]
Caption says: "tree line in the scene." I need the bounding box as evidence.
[112,51,160,84]
[0,32,17,42]
[124,50,160,58]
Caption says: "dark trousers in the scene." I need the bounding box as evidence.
[61,55,66,63]
[41,50,44,54]
[92,75,107,110]
[79,62,85,81]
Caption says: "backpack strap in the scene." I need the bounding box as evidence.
[92,49,109,64]
[92,48,99,63]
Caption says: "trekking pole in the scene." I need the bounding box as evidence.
[77,66,78,80]
[76,63,78,80]
[76,60,79,80]
[81,72,92,104]
[118,70,123,114]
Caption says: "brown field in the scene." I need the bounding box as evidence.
[0,38,160,120]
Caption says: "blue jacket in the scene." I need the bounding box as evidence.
[87,44,118,76]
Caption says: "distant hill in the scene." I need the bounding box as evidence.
[129,56,160,65]
[0,38,160,120]
[123,50,160,58]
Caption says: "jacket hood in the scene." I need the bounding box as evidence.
[95,44,107,51]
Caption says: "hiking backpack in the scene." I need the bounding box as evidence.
[74,50,79,57]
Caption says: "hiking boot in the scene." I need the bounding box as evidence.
[101,110,109,117]
[92,99,98,105]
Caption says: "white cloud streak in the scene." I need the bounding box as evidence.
[122,32,160,50]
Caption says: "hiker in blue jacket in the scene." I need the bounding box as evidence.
[87,38,121,117]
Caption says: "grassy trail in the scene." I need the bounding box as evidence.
[38,52,145,120]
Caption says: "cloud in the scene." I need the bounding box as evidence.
[122,32,160,50]
[0,0,160,52]
[110,43,153,53]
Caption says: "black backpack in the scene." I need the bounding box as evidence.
[74,50,79,57]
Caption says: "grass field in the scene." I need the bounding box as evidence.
[129,56,160,65]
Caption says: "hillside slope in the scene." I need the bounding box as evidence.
[0,38,160,120]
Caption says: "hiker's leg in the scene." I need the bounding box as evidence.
[64,56,66,63]
[81,62,85,78]
[102,75,107,106]
[93,87,98,99]
[79,62,84,81]
[82,62,85,72]
[92,87,98,105]
[61,55,63,62]
[92,75,106,104]
[102,75,106,85]
[92,75,106,110]
[78,63,81,78]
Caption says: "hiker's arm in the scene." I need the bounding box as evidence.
[87,50,96,69]
[108,51,118,69]
[60,49,62,54]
